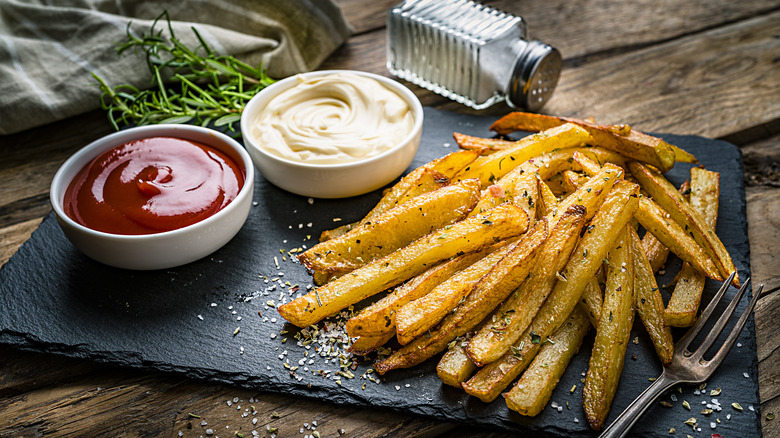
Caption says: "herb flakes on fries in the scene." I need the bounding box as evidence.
[275,111,738,432]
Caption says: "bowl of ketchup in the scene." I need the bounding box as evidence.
[50,124,254,270]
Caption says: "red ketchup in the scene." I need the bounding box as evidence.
[64,137,244,235]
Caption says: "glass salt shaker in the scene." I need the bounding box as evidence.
[386,0,561,111]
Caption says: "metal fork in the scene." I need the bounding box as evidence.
[599,272,763,438]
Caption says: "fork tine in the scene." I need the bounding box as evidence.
[705,282,763,370]
[690,277,751,361]
[676,271,736,353]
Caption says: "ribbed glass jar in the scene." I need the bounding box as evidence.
[387,0,561,111]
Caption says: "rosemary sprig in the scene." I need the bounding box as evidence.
[93,11,275,133]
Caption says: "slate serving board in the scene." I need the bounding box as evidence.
[0,108,761,437]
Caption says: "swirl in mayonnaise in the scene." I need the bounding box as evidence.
[250,73,414,165]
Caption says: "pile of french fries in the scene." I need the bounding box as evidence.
[277,112,735,430]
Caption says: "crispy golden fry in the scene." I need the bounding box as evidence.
[629,161,737,286]
[453,132,517,154]
[537,179,558,219]
[643,179,690,274]
[468,170,539,220]
[373,220,548,374]
[454,123,593,187]
[571,151,675,278]
[300,180,481,280]
[670,144,699,164]
[634,195,722,281]
[666,167,720,326]
[345,247,494,338]
[278,203,530,328]
[438,340,478,388]
[504,306,592,416]
[319,150,480,241]
[461,181,640,402]
[395,242,515,345]
[548,163,623,229]
[581,277,604,327]
[348,332,395,356]
[490,112,677,172]
[583,227,635,431]
[641,232,671,273]
[628,227,674,365]
[562,170,589,193]
[465,204,587,366]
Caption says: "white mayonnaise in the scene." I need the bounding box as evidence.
[250,73,414,164]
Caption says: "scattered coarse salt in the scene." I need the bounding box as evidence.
[744,372,750,378]
[443,142,451,148]
[227,400,232,407]
[574,418,579,423]
[710,422,717,429]
[737,342,742,348]
[395,385,401,391]
[211,303,217,307]
[197,314,204,320]
[671,394,678,402]
[308,198,314,204]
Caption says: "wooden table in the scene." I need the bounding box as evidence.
[1,0,778,436]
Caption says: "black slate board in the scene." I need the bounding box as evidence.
[0,108,761,437]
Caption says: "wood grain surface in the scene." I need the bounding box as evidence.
[1,1,778,437]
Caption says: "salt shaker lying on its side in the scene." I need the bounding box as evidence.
[387,0,561,111]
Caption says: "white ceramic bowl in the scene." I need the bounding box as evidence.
[240,70,423,198]
[50,125,254,270]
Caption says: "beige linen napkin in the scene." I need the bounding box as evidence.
[0,0,352,135]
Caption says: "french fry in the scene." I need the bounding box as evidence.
[562,170,589,193]
[583,227,635,431]
[629,161,737,286]
[504,306,592,416]
[438,340,478,388]
[345,247,495,338]
[641,232,671,273]
[465,204,587,366]
[628,226,674,365]
[537,179,558,219]
[490,112,677,172]
[670,144,699,164]
[453,132,517,154]
[373,220,548,374]
[548,163,623,229]
[278,203,530,328]
[454,123,593,187]
[634,195,722,281]
[319,149,480,241]
[581,277,604,327]
[468,171,539,220]
[462,181,640,402]
[348,332,395,356]
[666,167,720,326]
[300,180,481,281]
[395,242,516,345]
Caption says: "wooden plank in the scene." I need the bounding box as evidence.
[499,0,779,60]
[0,219,42,267]
[546,11,780,136]
[335,0,397,34]
[0,348,456,438]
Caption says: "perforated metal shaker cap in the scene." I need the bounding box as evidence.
[507,40,562,111]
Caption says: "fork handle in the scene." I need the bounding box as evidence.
[599,373,677,438]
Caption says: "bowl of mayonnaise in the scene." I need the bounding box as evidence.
[240,70,423,198]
